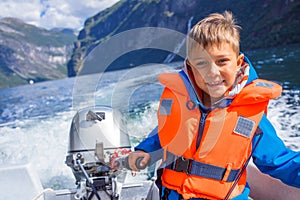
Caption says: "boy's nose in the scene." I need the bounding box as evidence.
[207,63,220,76]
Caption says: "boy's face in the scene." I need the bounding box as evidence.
[188,42,244,104]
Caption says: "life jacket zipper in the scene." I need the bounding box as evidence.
[196,110,210,149]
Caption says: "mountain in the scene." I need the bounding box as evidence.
[0,17,76,89]
[50,27,79,36]
[68,0,300,76]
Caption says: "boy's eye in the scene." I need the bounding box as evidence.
[196,61,208,67]
[217,59,229,65]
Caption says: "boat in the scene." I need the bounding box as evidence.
[247,163,300,200]
[0,106,299,200]
[1,106,159,200]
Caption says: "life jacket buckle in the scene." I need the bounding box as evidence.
[222,163,233,182]
[174,157,191,174]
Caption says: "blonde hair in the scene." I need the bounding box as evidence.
[187,11,241,55]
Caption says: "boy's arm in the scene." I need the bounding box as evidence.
[134,126,163,165]
[252,114,300,188]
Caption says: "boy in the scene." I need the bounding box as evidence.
[128,11,300,199]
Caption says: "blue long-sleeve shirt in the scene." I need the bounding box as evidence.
[252,114,300,187]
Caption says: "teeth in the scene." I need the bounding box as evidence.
[207,81,222,86]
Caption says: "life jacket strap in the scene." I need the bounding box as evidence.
[165,153,240,182]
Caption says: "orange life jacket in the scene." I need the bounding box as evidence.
[157,72,282,199]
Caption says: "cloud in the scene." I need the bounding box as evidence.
[0,0,120,30]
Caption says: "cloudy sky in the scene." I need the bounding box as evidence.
[0,0,120,30]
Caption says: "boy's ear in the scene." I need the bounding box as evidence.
[237,53,244,68]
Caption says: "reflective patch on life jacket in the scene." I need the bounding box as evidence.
[233,116,255,138]
[160,99,173,115]
[255,81,274,88]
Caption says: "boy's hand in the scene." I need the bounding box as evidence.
[127,150,150,172]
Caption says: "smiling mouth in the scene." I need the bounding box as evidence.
[206,81,224,87]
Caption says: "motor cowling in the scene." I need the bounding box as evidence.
[65,106,132,183]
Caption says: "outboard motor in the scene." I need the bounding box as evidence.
[65,106,132,200]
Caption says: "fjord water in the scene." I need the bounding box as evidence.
[0,44,299,190]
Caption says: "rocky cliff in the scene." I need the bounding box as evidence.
[0,18,76,88]
[68,0,300,76]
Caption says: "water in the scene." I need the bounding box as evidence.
[246,43,300,90]
[0,44,300,191]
